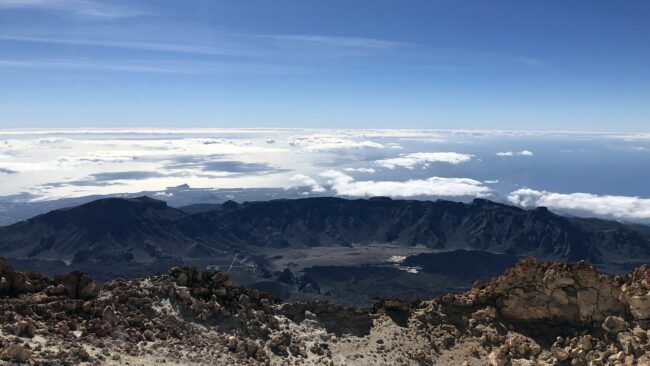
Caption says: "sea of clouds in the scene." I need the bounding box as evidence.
[1,128,649,223]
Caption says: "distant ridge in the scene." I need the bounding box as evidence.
[0,196,648,267]
[0,196,190,264]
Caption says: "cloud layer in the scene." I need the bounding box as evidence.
[508,188,650,220]
[288,134,383,151]
[320,170,492,198]
[496,150,533,157]
[289,174,326,193]
[376,152,473,169]
[1,129,649,224]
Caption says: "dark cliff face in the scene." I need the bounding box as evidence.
[0,196,648,265]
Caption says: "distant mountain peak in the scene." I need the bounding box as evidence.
[369,196,392,201]
[220,200,240,210]
[80,195,167,208]
[471,197,511,208]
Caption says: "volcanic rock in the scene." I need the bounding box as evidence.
[0,345,30,363]
[0,257,648,365]
[55,271,100,299]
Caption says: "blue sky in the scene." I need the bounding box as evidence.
[0,0,649,131]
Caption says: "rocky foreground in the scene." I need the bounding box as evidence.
[1,258,650,365]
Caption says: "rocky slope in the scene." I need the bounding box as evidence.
[0,197,194,264]
[1,257,650,365]
[1,197,649,267]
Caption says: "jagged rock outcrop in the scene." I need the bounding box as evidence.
[54,271,100,300]
[451,258,650,330]
[409,258,650,365]
[0,257,53,295]
[0,257,23,294]
[621,265,650,324]
[0,258,649,365]
[473,258,627,324]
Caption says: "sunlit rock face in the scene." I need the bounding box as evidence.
[482,259,627,324]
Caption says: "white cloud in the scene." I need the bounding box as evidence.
[0,137,286,174]
[376,152,473,169]
[496,150,533,157]
[1,128,645,207]
[0,161,53,172]
[0,35,246,57]
[0,155,138,174]
[0,134,297,201]
[288,134,383,151]
[343,167,376,173]
[484,180,499,184]
[0,128,290,136]
[336,129,446,139]
[289,174,326,193]
[607,133,650,141]
[0,58,305,75]
[0,139,33,153]
[507,188,650,220]
[250,34,401,50]
[320,170,491,198]
[0,0,141,18]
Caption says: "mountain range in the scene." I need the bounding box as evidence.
[0,196,648,267]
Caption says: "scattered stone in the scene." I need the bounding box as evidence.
[102,305,117,325]
[0,257,648,365]
[15,320,36,338]
[602,316,628,334]
[0,345,30,363]
[56,271,100,299]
